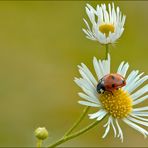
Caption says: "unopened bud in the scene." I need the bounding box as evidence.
[35,127,48,140]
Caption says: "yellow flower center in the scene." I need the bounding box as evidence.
[100,89,133,119]
[99,24,115,37]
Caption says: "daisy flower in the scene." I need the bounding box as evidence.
[74,54,148,142]
[83,3,126,44]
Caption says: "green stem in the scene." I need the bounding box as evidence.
[105,44,109,59]
[64,106,90,136]
[37,139,42,148]
[48,120,100,147]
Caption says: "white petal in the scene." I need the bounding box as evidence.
[128,75,148,94]
[133,95,148,105]
[130,114,148,122]
[85,7,96,25]
[117,61,125,74]
[127,116,148,127]
[83,18,91,31]
[102,123,110,138]
[121,15,126,27]
[78,69,95,88]
[89,109,107,119]
[82,28,92,38]
[102,117,111,138]
[78,92,99,104]
[86,35,96,41]
[117,62,129,78]
[123,70,139,91]
[74,77,95,93]
[97,111,107,121]
[115,119,123,142]
[81,87,98,100]
[120,62,129,78]
[86,3,96,14]
[110,117,117,137]
[80,63,98,85]
[133,112,148,117]
[133,106,148,112]
[98,59,106,76]
[125,70,139,85]
[78,101,100,107]
[126,72,144,93]
[123,118,148,138]
[131,85,148,100]
[93,57,103,80]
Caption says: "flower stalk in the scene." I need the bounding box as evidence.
[48,120,100,147]
[37,139,42,148]
[64,106,90,136]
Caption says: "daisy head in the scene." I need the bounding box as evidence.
[75,54,148,142]
[83,3,126,45]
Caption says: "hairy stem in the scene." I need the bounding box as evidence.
[64,106,90,136]
[37,139,42,148]
[48,120,100,147]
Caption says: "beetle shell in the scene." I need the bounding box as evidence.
[97,73,126,93]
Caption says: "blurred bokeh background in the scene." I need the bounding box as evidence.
[0,1,147,147]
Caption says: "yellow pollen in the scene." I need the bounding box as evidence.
[100,89,133,119]
[99,24,115,37]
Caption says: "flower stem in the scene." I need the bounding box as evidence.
[48,120,100,147]
[37,139,42,148]
[105,44,109,59]
[64,106,90,136]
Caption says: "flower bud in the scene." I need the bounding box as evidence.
[35,127,48,140]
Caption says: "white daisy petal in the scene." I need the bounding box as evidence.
[126,72,144,93]
[123,118,148,138]
[97,111,107,121]
[78,92,99,104]
[131,85,148,100]
[133,106,148,112]
[93,57,103,79]
[83,19,91,31]
[128,75,148,94]
[115,119,123,142]
[85,7,96,25]
[102,117,112,138]
[89,109,107,120]
[127,116,148,127]
[133,95,148,105]
[81,87,98,100]
[102,123,110,138]
[132,112,148,117]
[110,117,117,137]
[86,3,96,14]
[86,35,96,41]
[117,61,124,74]
[123,70,139,91]
[98,60,106,76]
[74,78,95,93]
[120,63,129,77]
[130,114,148,122]
[78,101,100,107]
[126,70,139,84]
[78,69,95,88]
[80,63,98,85]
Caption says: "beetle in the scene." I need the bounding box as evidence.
[96,73,126,94]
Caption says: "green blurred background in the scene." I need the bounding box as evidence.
[0,1,147,147]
